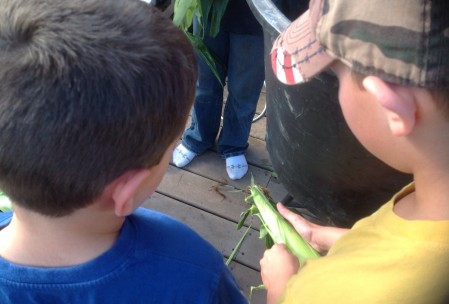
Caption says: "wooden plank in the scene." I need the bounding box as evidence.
[158,165,256,224]
[158,164,284,228]
[246,136,272,171]
[172,135,272,172]
[180,119,270,169]
[143,192,265,270]
[250,116,267,142]
[170,146,287,206]
[249,90,268,142]
[229,262,266,304]
[266,175,289,203]
[170,149,271,190]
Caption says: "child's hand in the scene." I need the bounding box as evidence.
[277,203,349,253]
[260,244,299,304]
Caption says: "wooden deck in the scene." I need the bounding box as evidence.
[142,89,285,303]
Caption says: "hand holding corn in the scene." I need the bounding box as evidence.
[239,178,320,267]
[260,244,299,304]
[238,178,349,302]
[277,203,350,253]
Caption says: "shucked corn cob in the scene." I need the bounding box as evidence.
[239,178,320,267]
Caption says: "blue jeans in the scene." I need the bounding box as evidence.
[182,25,265,158]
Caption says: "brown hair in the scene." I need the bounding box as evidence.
[430,89,449,118]
[0,0,198,216]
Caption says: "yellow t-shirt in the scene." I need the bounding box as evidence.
[281,183,449,303]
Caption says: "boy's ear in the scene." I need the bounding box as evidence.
[111,169,151,217]
[362,76,417,136]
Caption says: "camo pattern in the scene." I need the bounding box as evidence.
[272,0,449,88]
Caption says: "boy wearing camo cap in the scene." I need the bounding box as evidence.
[260,0,449,303]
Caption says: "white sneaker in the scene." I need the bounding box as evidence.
[172,144,197,167]
[226,155,248,180]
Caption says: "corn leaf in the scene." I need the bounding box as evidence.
[241,177,320,267]
[0,191,12,212]
[173,0,197,29]
[173,0,228,86]
[208,0,228,37]
[185,32,223,86]
[249,284,266,302]
[226,224,252,266]
[196,0,213,38]
[237,204,258,229]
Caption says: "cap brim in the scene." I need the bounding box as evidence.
[271,7,334,85]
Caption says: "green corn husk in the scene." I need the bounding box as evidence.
[239,177,320,267]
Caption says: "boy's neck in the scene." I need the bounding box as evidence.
[394,171,449,221]
[0,204,125,267]
[392,101,449,222]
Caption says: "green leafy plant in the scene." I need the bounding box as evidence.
[173,0,229,84]
[0,191,12,212]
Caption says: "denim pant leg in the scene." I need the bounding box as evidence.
[181,26,228,154]
[217,33,265,158]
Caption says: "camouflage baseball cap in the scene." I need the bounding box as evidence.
[271,0,449,88]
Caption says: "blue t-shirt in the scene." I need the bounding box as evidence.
[0,208,247,303]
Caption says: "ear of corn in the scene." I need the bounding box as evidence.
[239,177,320,267]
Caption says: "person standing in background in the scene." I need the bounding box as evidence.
[172,0,265,180]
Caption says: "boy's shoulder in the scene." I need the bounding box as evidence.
[122,208,248,303]
[0,212,12,228]
[129,207,224,268]
[0,208,225,268]
[0,209,247,303]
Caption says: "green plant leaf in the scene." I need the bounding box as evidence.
[226,224,252,266]
[237,209,250,230]
[209,0,228,37]
[259,226,269,239]
[196,0,213,38]
[0,191,12,212]
[173,0,197,29]
[173,0,228,85]
[185,32,223,86]
[249,284,266,302]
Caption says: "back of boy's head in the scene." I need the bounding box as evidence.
[0,0,198,216]
[271,0,449,92]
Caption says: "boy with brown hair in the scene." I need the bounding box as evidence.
[0,0,247,302]
[261,0,449,303]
